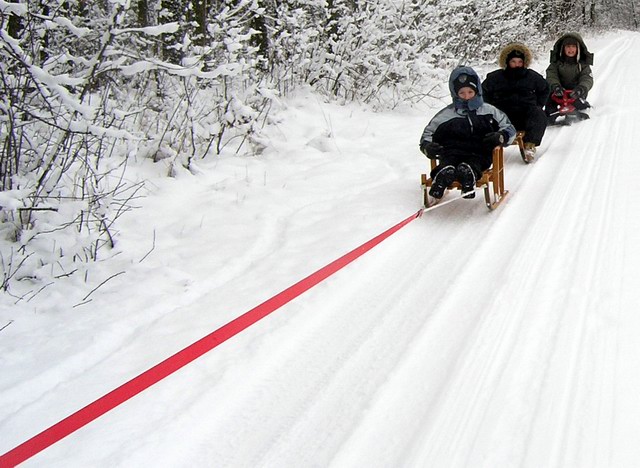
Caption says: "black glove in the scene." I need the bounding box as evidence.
[570,86,586,99]
[552,84,564,98]
[482,131,505,148]
[420,141,443,159]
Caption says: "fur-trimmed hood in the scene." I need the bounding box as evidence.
[498,43,533,69]
[549,32,594,65]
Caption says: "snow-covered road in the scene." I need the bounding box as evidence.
[3,31,640,467]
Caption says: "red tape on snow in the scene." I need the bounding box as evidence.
[0,209,422,467]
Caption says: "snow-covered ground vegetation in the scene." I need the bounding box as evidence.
[1,0,623,297]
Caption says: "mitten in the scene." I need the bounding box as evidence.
[482,131,505,148]
[420,141,443,159]
[552,84,564,98]
[570,86,586,99]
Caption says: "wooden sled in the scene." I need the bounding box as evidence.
[420,146,508,211]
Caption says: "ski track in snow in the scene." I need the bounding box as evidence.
[3,31,640,467]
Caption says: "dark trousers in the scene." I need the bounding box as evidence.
[502,106,547,146]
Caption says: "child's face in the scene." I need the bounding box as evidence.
[564,44,578,57]
[508,58,524,68]
[457,88,476,101]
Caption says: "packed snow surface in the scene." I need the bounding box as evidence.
[2,31,640,467]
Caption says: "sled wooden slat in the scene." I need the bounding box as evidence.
[420,146,508,211]
[514,130,526,162]
[514,130,535,164]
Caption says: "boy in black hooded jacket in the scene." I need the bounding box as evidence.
[483,43,549,162]
[420,66,516,199]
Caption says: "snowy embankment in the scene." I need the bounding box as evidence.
[2,30,640,467]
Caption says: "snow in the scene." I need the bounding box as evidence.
[3,30,640,467]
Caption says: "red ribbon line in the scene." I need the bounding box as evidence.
[0,209,422,467]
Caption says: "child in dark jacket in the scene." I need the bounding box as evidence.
[545,32,594,123]
[482,43,550,162]
[419,66,516,199]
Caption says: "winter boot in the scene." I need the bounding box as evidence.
[456,163,476,199]
[576,111,590,121]
[429,165,455,199]
[524,142,536,163]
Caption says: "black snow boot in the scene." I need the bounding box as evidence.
[429,165,455,199]
[576,111,590,121]
[456,163,476,199]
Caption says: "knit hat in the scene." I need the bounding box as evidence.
[453,73,479,94]
[563,37,579,47]
[506,49,526,63]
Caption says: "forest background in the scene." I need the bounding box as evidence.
[0,0,636,300]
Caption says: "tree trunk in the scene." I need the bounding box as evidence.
[137,0,149,27]
[160,0,184,63]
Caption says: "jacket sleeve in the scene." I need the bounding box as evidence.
[419,107,452,147]
[545,62,561,89]
[536,73,551,107]
[488,106,516,145]
[482,75,495,105]
[578,64,594,92]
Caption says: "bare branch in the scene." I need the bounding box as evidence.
[80,271,126,302]
[0,320,14,333]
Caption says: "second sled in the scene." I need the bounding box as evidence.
[548,90,590,125]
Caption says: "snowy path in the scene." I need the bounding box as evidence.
[3,31,640,467]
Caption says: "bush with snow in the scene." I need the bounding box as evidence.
[0,0,636,297]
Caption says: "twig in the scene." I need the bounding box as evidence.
[26,282,54,302]
[80,271,125,302]
[139,230,156,263]
[2,251,34,292]
[17,207,59,212]
[54,268,78,279]
[0,320,14,332]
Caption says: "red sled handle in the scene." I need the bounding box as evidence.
[550,89,576,115]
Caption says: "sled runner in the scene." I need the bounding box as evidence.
[421,146,508,211]
[514,131,527,163]
[548,90,590,125]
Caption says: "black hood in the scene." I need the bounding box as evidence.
[550,32,594,65]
